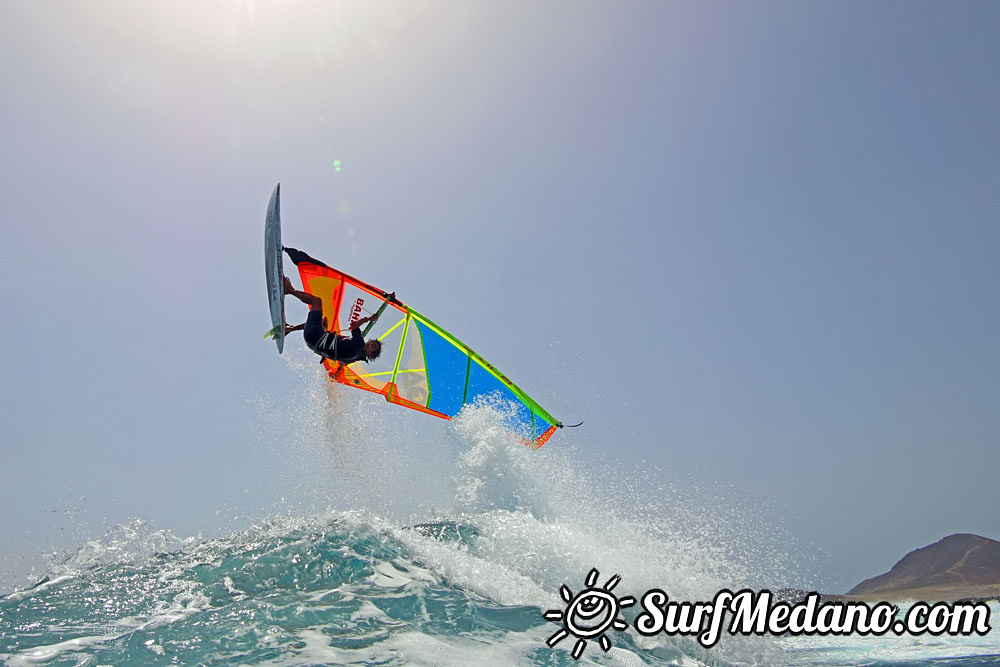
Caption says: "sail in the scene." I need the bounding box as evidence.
[293,257,562,448]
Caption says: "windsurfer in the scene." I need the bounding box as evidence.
[281,248,387,363]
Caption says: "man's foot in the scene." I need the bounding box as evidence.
[283,246,330,268]
[283,246,309,264]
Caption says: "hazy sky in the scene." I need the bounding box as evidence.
[1,1,998,595]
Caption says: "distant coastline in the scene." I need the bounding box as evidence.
[794,533,1000,604]
[821,583,1000,605]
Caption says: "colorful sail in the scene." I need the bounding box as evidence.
[293,256,563,448]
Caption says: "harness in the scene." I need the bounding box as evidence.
[313,331,364,365]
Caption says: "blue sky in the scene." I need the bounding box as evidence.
[1,1,998,594]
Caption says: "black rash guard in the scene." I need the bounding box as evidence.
[303,310,366,363]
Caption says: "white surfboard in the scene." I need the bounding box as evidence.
[265,183,285,353]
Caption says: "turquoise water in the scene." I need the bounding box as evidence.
[0,516,572,665]
[3,513,997,666]
[3,389,998,665]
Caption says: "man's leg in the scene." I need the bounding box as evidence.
[284,246,330,268]
[284,276,322,310]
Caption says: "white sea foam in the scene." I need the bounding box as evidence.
[780,600,1000,665]
[4,633,119,666]
[51,517,196,575]
[252,625,699,667]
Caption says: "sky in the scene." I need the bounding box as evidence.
[1,1,998,595]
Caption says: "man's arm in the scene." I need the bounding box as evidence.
[350,314,378,330]
[349,293,395,330]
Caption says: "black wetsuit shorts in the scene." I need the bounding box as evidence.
[304,310,365,363]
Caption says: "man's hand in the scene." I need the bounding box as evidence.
[350,314,373,330]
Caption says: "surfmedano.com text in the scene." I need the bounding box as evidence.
[633,589,992,648]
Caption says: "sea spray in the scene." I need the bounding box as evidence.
[264,365,805,662]
[4,370,827,665]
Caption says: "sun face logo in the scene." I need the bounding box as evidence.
[543,568,636,660]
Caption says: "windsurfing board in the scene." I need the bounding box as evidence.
[265,183,285,353]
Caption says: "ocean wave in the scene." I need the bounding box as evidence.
[0,399,837,665]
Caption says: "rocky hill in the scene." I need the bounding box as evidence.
[844,533,1000,602]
